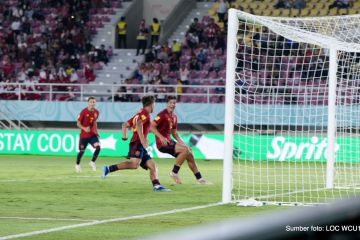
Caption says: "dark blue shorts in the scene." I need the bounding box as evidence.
[79,135,100,151]
[128,141,151,170]
[158,140,178,157]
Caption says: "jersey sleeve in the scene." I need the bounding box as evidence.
[139,113,148,124]
[154,112,163,125]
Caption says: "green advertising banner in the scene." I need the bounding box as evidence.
[0,130,225,159]
[0,130,358,162]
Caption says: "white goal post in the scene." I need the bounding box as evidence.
[223,9,360,205]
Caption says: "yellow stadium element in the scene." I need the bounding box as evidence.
[318,9,328,16]
[348,9,358,15]
[249,2,258,10]
[241,3,250,10]
[253,8,263,16]
[290,8,300,17]
[262,9,272,16]
[257,3,268,10]
[281,9,290,17]
[338,8,348,15]
[272,9,281,16]
[300,8,309,17]
[310,8,319,17]
[354,1,360,8]
[329,8,337,16]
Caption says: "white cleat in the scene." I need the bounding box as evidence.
[89,161,96,171]
[197,178,213,185]
[169,172,182,184]
[75,164,81,173]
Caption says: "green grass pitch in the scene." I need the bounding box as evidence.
[0,155,283,240]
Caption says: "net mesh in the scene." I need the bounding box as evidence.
[232,11,360,204]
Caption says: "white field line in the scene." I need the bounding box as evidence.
[0,217,97,222]
[0,175,122,183]
[0,202,224,240]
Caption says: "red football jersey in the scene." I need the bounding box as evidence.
[127,108,151,143]
[78,108,99,138]
[153,109,177,148]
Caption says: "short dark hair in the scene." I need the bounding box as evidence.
[88,96,96,102]
[167,96,177,102]
[142,95,155,107]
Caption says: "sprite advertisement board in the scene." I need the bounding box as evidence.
[0,130,358,162]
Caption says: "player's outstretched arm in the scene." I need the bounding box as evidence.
[150,122,169,146]
[121,122,130,140]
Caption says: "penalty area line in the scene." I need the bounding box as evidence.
[0,202,224,240]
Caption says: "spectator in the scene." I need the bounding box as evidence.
[171,40,182,58]
[189,18,203,38]
[187,31,199,50]
[150,18,161,47]
[136,19,148,56]
[97,44,108,64]
[189,56,200,71]
[84,64,96,82]
[117,16,127,48]
[293,0,306,9]
[329,0,352,9]
[197,49,208,64]
[216,0,228,23]
[179,65,190,85]
[274,0,292,9]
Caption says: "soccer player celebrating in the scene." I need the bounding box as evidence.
[102,96,170,192]
[75,96,101,173]
[150,96,211,185]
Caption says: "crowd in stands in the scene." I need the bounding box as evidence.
[125,14,227,103]
[0,0,120,100]
[2,0,358,104]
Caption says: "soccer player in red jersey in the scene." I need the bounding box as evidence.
[102,96,170,192]
[150,96,211,185]
[75,96,101,173]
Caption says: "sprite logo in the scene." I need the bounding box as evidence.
[266,136,340,161]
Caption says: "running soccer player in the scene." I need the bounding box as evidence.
[75,96,101,173]
[102,96,170,192]
[150,96,211,185]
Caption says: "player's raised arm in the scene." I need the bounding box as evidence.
[135,117,148,148]
[121,121,130,140]
[150,121,169,146]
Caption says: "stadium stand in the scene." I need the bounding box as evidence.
[0,0,123,101]
[2,0,360,104]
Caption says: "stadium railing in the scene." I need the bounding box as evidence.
[0,82,225,103]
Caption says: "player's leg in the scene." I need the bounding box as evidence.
[75,138,89,173]
[89,136,101,171]
[177,142,213,185]
[166,142,191,184]
[102,141,142,178]
[102,158,141,178]
[145,159,170,192]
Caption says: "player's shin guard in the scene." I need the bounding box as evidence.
[76,150,85,164]
[91,146,101,162]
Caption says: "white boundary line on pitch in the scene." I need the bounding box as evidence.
[0,202,224,240]
[0,175,123,183]
[0,217,98,222]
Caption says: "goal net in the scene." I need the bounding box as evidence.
[223,9,360,205]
